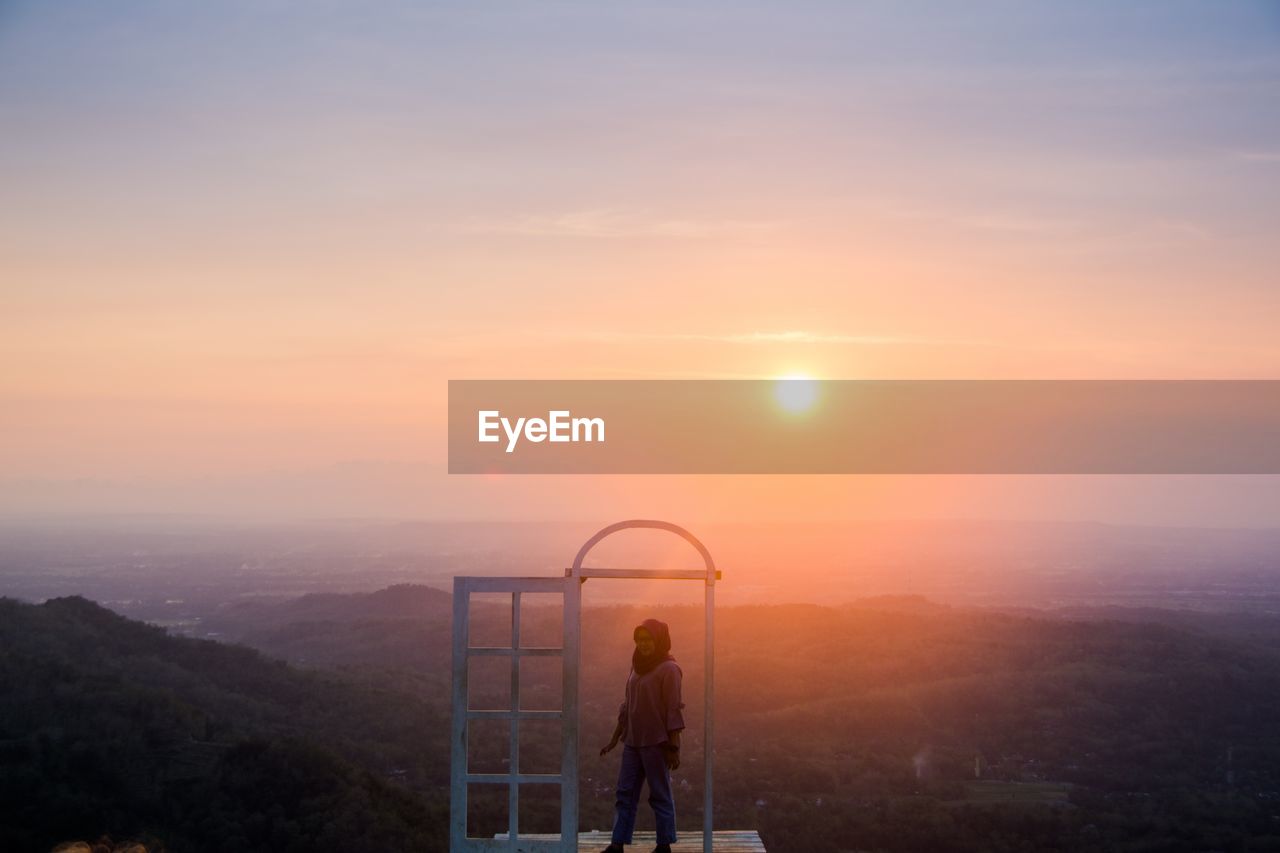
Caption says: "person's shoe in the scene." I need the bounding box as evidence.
[600,845,623,853]
[652,845,672,853]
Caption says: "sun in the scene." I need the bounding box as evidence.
[773,374,820,414]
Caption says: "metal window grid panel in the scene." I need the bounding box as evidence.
[452,576,580,853]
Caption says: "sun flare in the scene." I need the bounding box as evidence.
[773,374,820,414]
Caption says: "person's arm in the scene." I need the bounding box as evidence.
[601,692,628,757]
[664,727,682,770]
[662,665,686,770]
[600,715,625,757]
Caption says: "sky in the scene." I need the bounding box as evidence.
[1,1,1279,524]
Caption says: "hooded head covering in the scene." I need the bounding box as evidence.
[632,618,675,675]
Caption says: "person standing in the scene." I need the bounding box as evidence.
[598,618,685,853]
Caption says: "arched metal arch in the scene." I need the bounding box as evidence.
[569,519,717,853]
[570,518,718,582]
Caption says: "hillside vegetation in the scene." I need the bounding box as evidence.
[7,591,1280,851]
[0,596,448,852]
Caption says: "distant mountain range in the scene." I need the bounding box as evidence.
[9,586,1280,851]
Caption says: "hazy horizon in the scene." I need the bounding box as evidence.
[5,514,1280,615]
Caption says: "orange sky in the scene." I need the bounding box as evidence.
[2,2,1278,524]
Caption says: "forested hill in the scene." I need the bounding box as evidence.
[0,596,448,853]
[209,590,1280,851]
[201,583,455,670]
[10,591,1280,851]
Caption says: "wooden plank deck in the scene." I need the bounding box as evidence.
[505,830,766,852]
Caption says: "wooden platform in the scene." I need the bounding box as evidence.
[505,830,766,851]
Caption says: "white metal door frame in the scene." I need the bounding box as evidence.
[451,520,718,853]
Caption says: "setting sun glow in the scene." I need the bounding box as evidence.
[774,376,820,414]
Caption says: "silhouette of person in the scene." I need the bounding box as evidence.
[598,618,685,853]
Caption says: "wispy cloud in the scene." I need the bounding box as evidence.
[458,208,779,239]
[579,330,985,347]
[871,201,1085,236]
[1229,149,1280,164]
[952,213,1085,235]
[863,197,1215,247]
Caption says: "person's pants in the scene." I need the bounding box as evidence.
[611,744,676,845]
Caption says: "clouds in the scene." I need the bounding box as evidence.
[1230,149,1280,164]
[580,330,935,346]
[458,208,779,240]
